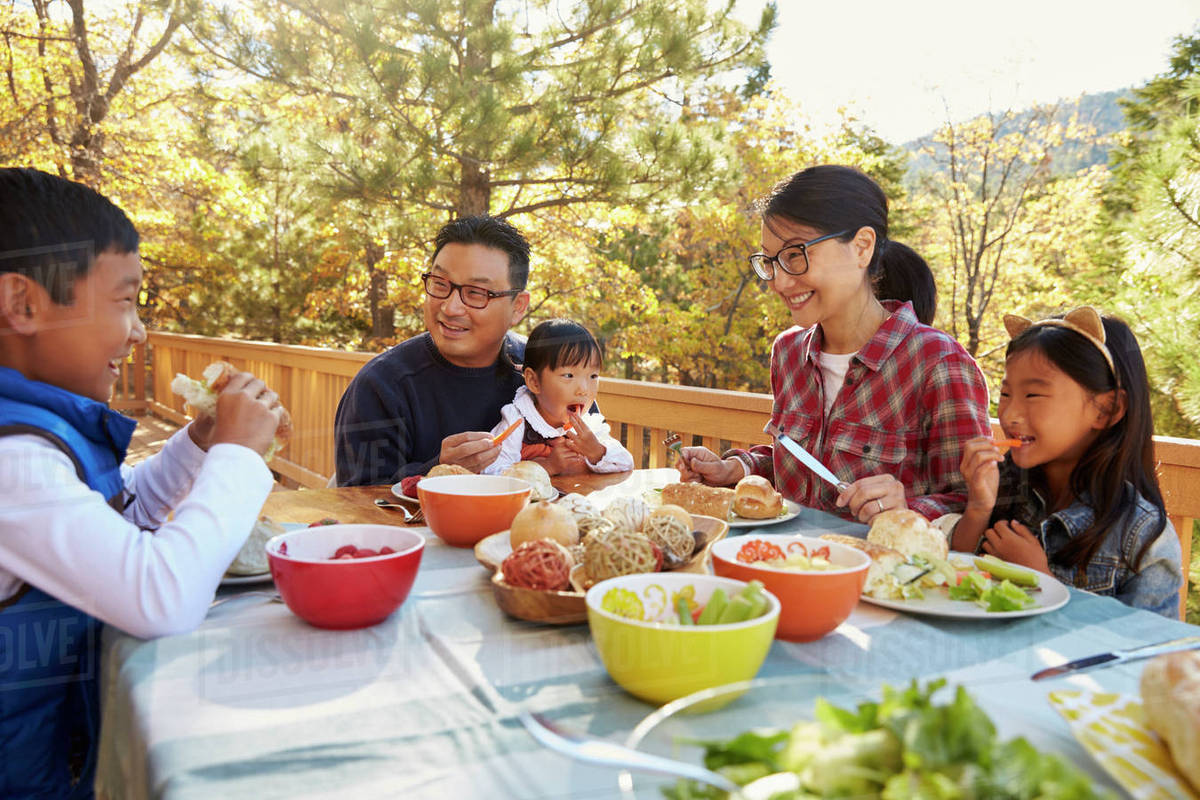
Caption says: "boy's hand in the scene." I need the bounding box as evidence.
[562,411,606,463]
[960,436,1003,514]
[206,373,284,455]
[438,431,498,473]
[677,446,743,486]
[981,520,1051,574]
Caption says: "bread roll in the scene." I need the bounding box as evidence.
[732,475,784,519]
[502,461,556,501]
[867,508,948,560]
[1141,650,1200,793]
[821,534,905,599]
[428,463,472,478]
[661,482,735,520]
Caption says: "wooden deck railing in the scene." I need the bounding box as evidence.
[124,332,1200,615]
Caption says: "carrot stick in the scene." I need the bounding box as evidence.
[492,418,523,446]
[994,438,1023,448]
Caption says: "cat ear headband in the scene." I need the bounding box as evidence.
[1002,306,1116,379]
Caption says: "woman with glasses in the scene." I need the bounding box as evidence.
[678,165,991,523]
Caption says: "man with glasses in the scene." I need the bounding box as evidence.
[334,215,531,486]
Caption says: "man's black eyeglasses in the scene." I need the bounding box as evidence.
[748,230,850,280]
[421,272,521,309]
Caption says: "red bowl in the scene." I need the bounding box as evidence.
[265,524,424,629]
[417,475,531,547]
[711,534,869,642]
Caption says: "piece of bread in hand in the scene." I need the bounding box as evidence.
[866,508,948,560]
[1141,650,1200,793]
[732,475,784,519]
[170,361,291,460]
[661,482,735,520]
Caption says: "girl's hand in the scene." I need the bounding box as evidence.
[562,411,606,463]
[836,474,906,523]
[677,446,742,486]
[545,438,589,475]
[981,520,1050,574]
[959,436,1003,514]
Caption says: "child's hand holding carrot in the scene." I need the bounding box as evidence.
[960,436,1004,514]
[562,410,606,463]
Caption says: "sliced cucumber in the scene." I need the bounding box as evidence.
[974,554,1040,587]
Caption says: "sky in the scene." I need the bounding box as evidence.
[745,0,1200,143]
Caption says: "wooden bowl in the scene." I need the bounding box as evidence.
[477,514,729,625]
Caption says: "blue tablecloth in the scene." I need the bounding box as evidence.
[95,503,1192,799]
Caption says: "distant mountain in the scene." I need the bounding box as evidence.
[902,88,1132,178]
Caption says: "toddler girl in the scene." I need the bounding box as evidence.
[485,319,633,476]
[952,307,1182,617]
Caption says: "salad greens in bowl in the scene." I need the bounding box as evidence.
[620,675,1118,799]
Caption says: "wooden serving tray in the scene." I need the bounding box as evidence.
[477,514,729,625]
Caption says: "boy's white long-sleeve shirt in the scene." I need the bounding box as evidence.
[483,386,634,475]
[0,424,273,638]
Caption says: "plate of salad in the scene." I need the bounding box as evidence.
[858,552,1070,619]
[620,675,1119,799]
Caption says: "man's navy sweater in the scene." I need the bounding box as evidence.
[334,332,525,486]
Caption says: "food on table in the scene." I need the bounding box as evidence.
[1141,650,1200,793]
[398,474,421,496]
[308,517,339,527]
[556,492,599,520]
[731,475,784,519]
[171,361,292,460]
[427,463,472,478]
[866,508,948,560]
[602,495,648,533]
[509,500,580,549]
[581,529,660,585]
[664,678,1108,799]
[501,460,556,501]
[821,534,908,597]
[661,482,734,521]
[642,506,695,564]
[501,539,575,591]
[974,554,1040,587]
[226,516,284,575]
[330,544,397,560]
[599,579,769,626]
[947,568,1037,612]
[735,539,840,572]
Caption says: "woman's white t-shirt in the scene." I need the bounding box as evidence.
[817,350,855,416]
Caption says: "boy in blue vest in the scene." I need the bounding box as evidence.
[0,168,284,799]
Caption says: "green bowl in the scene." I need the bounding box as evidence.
[585,573,780,705]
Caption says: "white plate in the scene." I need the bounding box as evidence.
[727,498,802,529]
[858,552,1070,619]
[389,483,420,504]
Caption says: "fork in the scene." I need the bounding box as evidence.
[373,498,414,522]
[518,711,738,793]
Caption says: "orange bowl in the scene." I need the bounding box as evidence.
[711,534,869,642]
[417,474,531,547]
[265,524,424,629]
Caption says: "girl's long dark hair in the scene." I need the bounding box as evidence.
[763,165,937,324]
[1006,315,1166,572]
[523,318,602,373]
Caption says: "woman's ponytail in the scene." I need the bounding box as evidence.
[874,240,937,325]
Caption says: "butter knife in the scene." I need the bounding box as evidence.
[1031,635,1200,681]
[775,433,850,493]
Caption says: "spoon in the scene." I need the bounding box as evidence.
[373,498,414,521]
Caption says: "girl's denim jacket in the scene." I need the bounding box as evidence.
[990,461,1183,618]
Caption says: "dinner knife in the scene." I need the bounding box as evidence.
[1031,635,1200,681]
[775,433,850,493]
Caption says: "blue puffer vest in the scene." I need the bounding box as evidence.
[0,367,136,800]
